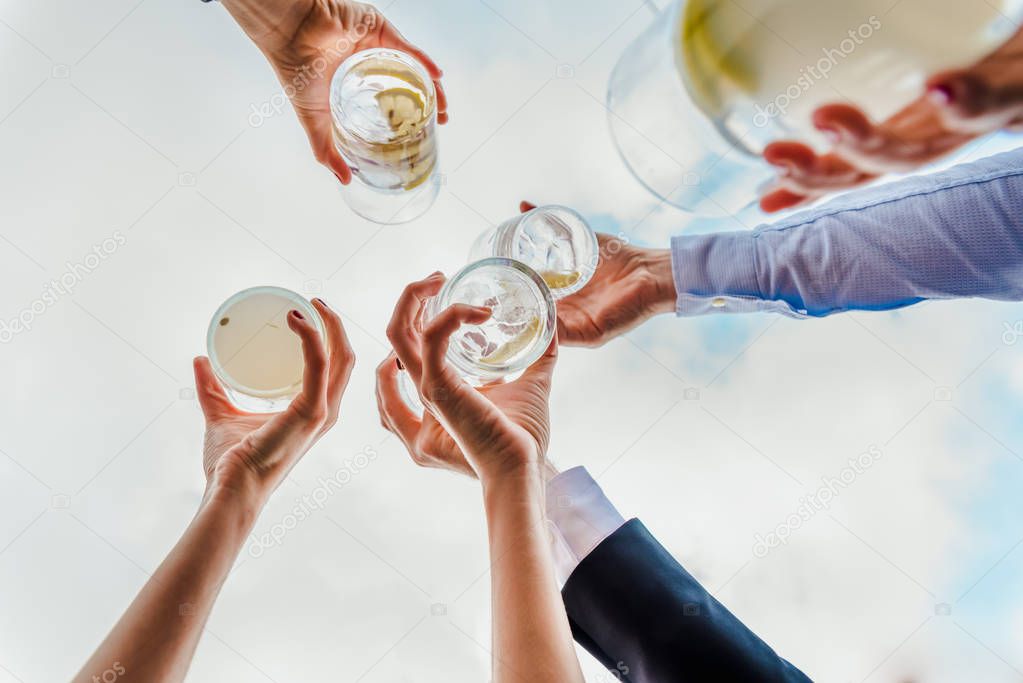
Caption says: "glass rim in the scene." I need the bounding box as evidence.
[205,285,323,399]
[429,257,557,383]
[331,47,437,146]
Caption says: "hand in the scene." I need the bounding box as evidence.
[194,298,355,506]
[759,28,1023,212]
[222,0,447,184]
[379,273,558,483]
[518,201,676,348]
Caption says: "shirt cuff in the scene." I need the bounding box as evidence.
[670,231,807,318]
[545,466,626,585]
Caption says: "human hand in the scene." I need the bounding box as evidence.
[222,0,447,184]
[194,298,355,507]
[759,29,1023,212]
[517,202,676,348]
[379,273,558,483]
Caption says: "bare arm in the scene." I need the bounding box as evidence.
[75,299,354,683]
[382,274,584,683]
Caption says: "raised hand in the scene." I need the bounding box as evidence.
[519,201,676,348]
[378,273,558,483]
[195,297,355,503]
[759,28,1023,212]
[222,0,447,184]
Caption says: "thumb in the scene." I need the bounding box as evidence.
[193,357,234,420]
[927,71,1023,133]
[297,107,352,184]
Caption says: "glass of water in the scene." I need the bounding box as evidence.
[330,48,440,224]
[469,205,599,300]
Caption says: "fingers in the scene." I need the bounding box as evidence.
[297,109,352,184]
[192,356,234,420]
[311,298,355,425]
[519,200,537,213]
[813,104,967,175]
[759,187,811,213]
[386,272,446,380]
[927,70,1023,134]
[380,22,443,80]
[375,353,422,446]
[434,80,448,125]
[287,309,329,420]
[420,304,492,394]
[378,21,447,125]
[762,139,872,197]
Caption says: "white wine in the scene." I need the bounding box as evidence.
[677,0,1020,150]
[330,48,440,223]
[207,287,322,411]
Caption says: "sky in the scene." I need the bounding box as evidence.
[1,0,1023,681]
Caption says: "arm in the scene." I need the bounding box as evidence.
[73,487,259,683]
[380,274,584,683]
[546,468,811,683]
[216,0,446,184]
[674,146,1023,317]
[75,299,354,683]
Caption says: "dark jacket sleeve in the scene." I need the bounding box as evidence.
[562,518,812,683]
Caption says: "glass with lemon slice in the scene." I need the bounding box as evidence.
[397,258,557,416]
[468,205,599,300]
[608,0,1023,217]
[427,258,557,386]
[330,48,440,224]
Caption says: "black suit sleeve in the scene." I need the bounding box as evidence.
[562,518,812,683]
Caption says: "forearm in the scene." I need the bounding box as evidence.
[219,0,311,51]
[672,147,1023,317]
[73,488,261,683]
[482,467,583,683]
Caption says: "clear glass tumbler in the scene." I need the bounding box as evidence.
[608,0,1023,217]
[206,286,323,413]
[468,205,599,300]
[330,48,440,224]
[397,258,557,417]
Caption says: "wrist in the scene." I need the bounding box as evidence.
[480,458,545,502]
[202,468,267,524]
[640,248,677,315]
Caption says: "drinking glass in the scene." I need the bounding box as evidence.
[468,205,599,299]
[330,48,440,224]
[608,0,1023,216]
[206,286,323,413]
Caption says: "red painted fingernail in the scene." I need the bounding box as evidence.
[396,358,404,370]
[928,84,954,105]
[290,310,305,321]
[313,297,329,310]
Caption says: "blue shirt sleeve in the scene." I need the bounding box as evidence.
[670,146,1023,317]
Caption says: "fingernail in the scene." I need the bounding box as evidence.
[290,310,305,321]
[396,358,404,370]
[928,84,954,105]
[313,297,329,310]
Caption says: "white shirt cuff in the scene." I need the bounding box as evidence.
[545,466,626,585]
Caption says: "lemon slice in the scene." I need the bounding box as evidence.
[481,317,541,365]
[541,270,582,290]
[375,87,426,138]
